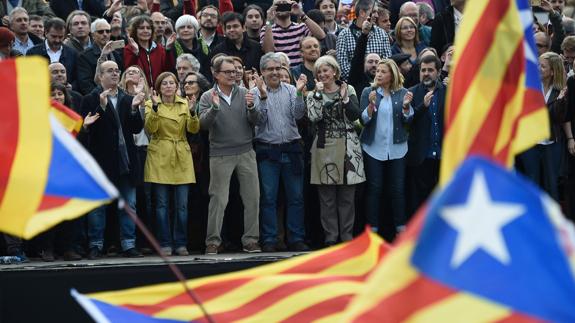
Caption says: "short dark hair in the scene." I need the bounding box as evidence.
[222,12,244,27]
[306,9,325,24]
[29,14,43,22]
[419,54,441,71]
[355,0,374,14]
[242,5,264,23]
[314,0,337,9]
[45,17,66,32]
[198,5,220,20]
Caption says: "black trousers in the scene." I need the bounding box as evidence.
[406,158,440,220]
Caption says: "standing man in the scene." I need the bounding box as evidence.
[210,12,263,72]
[197,5,224,53]
[1,1,54,26]
[291,36,320,92]
[27,17,78,90]
[80,60,145,259]
[64,10,92,53]
[151,11,167,46]
[406,55,446,217]
[9,7,41,55]
[77,19,124,95]
[336,0,391,81]
[199,55,262,255]
[28,14,44,40]
[49,62,83,111]
[261,0,326,67]
[431,0,466,54]
[252,53,310,252]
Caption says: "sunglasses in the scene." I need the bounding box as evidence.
[184,80,198,85]
[95,29,111,34]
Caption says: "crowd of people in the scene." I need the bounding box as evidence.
[0,0,573,263]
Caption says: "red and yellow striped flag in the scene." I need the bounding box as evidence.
[439,0,549,184]
[73,230,388,322]
[50,100,83,136]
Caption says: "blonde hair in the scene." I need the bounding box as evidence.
[394,17,419,48]
[313,55,341,80]
[541,52,566,91]
[119,65,150,98]
[371,59,404,91]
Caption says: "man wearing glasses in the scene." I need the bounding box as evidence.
[197,5,224,54]
[77,18,124,95]
[199,55,262,255]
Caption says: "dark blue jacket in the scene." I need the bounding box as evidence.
[27,43,78,90]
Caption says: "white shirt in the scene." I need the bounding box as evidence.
[217,85,233,106]
[45,40,62,63]
[454,8,463,33]
[540,88,554,145]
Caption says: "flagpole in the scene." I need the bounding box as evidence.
[121,200,215,323]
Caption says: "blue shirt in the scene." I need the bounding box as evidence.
[427,92,441,159]
[13,36,34,55]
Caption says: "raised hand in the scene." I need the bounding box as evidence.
[108,0,123,14]
[211,89,220,108]
[558,86,568,100]
[135,77,145,93]
[83,112,100,129]
[314,79,324,92]
[246,92,255,108]
[266,5,276,24]
[99,89,111,108]
[361,17,373,35]
[253,72,267,95]
[369,90,376,104]
[101,41,115,56]
[296,74,307,92]
[423,90,434,107]
[403,91,414,108]
[150,90,160,105]
[188,94,197,111]
[166,33,177,50]
[132,92,146,108]
[339,81,349,100]
[128,37,139,54]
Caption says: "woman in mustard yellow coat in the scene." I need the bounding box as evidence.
[145,72,199,256]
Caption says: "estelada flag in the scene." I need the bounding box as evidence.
[73,230,388,323]
[50,99,83,136]
[439,0,550,184]
[340,157,575,322]
[0,57,118,239]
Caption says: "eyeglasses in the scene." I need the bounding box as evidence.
[95,29,111,34]
[218,70,237,76]
[126,69,140,75]
[104,68,121,74]
[201,13,218,19]
[184,80,198,85]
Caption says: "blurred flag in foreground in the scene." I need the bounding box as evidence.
[0,57,117,239]
[341,157,575,322]
[440,0,549,184]
[50,100,83,136]
[73,230,388,322]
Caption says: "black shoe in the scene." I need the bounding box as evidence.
[123,248,144,258]
[324,241,337,248]
[62,250,82,261]
[39,249,55,262]
[262,243,277,253]
[87,247,103,260]
[289,241,311,252]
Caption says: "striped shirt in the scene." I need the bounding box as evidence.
[260,23,310,67]
[253,83,305,144]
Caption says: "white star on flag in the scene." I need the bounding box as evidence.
[440,170,526,268]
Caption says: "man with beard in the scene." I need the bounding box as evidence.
[252,52,310,252]
[9,7,41,55]
[261,0,325,67]
[406,54,446,218]
[151,11,167,46]
[291,36,320,92]
[197,5,224,54]
[348,17,381,95]
[210,12,263,72]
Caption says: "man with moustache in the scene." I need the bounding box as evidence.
[197,5,223,54]
[252,52,310,252]
[406,55,446,218]
[64,10,92,53]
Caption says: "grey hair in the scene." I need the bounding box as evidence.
[417,2,434,20]
[91,18,110,33]
[355,0,374,14]
[259,52,283,71]
[276,52,291,67]
[9,7,28,22]
[176,53,200,73]
[313,55,341,79]
[563,17,575,36]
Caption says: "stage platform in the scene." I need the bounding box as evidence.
[0,252,307,322]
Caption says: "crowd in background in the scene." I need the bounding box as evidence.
[0,0,574,263]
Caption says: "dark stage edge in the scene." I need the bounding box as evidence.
[0,252,307,323]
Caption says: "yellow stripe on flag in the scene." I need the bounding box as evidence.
[0,57,51,236]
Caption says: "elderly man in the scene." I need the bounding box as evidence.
[251,53,309,252]
[9,7,41,54]
[77,18,124,95]
[175,53,200,81]
[151,11,167,46]
[199,55,262,255]
[49,62,83,111]
[80,60,145,259]
[0,0,54,25]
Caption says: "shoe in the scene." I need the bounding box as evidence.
[107,245,119,257]
[123,248,144,258]
[243,242,261,253]
[324,241,337,248]
[140,247,154,255]
[39,249,55,262]
[160,247,172,256]
[262,243,277,253]
[87,247,103,260]
[205,244,218,255]
[175,247,189,256]
[289,241,311,252]
[12,251,29,263]
[276,241,288,251]
[62,250,82,261]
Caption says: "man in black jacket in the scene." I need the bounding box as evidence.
[348,18,380,96]
[27,17,79,90]
[430,0,465,55]
[80,60,145,259]
[406,55,446,218]
[77,18,123,95]
[50,0,105,21]
[210,12,263,72]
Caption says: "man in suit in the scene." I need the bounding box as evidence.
[431,0,465,55]
[27,17,79,90]
[406,54,446,218]
[80,60,145,259]
[50,0,105,21]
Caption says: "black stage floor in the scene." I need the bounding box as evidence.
[0,252,305,323]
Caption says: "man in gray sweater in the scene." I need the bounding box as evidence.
[199,55,262,255]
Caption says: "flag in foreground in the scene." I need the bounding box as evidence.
[440,0,549,184]
[0,57,117,239]
[341,157,575,322]
[73,230,387,322]
[50,99,83,136]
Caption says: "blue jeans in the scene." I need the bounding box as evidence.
[155,184,189,248]
[363,152,406,242]
[87,175,136,251]
[258,152,305,245]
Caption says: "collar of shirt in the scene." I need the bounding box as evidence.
[454,8,463,26]
[45,39,63,54]
[217,84,233,105]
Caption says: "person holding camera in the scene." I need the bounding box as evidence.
[359,58,413,243]
[405,55,446,219]
[307,55,364,247]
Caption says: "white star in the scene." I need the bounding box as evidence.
[440,170,525,268]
